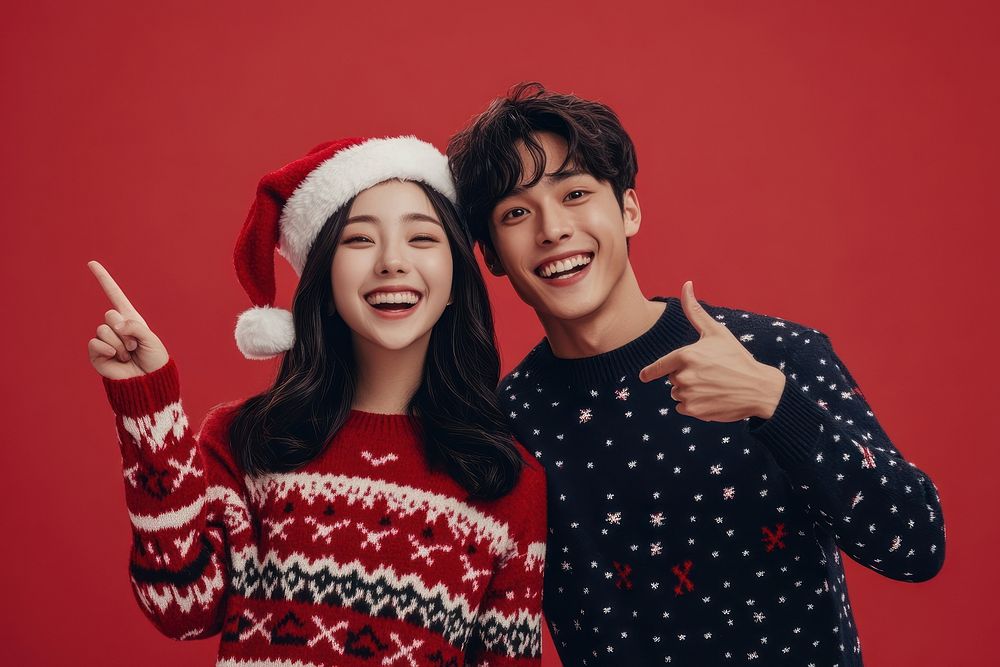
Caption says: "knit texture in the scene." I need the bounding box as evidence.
[499,296,945,666]
[103,360,546,667]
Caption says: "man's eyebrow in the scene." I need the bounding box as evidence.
[506,168,589,199]
[345,213,442,226]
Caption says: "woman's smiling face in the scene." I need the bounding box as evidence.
[330,179,453,352]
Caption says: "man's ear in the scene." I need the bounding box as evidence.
[480,241,507,277]
[622,188,641,238]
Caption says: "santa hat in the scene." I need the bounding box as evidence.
[233,136,457,360]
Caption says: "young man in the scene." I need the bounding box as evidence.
[447,83,945,666]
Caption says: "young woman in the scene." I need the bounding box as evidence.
[87,137,545,667]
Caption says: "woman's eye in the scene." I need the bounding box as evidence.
[565,190,587,201]
[411,235,439,243]
[503,207,528,221]
[342,235,373,244]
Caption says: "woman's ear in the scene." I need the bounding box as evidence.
[480,242,507,277]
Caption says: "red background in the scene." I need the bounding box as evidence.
[2,1,997,665]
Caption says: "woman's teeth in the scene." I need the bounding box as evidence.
[538,253,592,278]
[365,291,421,309]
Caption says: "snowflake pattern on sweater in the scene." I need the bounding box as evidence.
[104,359,546,667]
[500,296,944,666]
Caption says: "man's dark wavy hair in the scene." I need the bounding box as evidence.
[447,82,638,248]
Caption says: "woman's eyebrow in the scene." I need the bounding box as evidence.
[401,212,443,227]
[346,213,442,227]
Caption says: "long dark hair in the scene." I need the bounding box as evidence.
[228,180,522,499]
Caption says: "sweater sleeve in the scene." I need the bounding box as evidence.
[103,358,250,640]
[747,331,945,582]
[464,460,547,667]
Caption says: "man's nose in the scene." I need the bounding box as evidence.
[536,205,574,245]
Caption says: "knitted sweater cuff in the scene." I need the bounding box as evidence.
[102,358,180,417]
[747,377,824,468]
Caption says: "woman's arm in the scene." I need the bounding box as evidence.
[88,260,250,637]
[104,358,249,639]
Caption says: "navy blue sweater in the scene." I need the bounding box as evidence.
[499,296,944,666]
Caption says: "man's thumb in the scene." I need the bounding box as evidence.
[680,280,715,335]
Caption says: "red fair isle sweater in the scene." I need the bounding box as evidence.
[103,359,546,667]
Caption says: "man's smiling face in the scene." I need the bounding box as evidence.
[486,131,641,323]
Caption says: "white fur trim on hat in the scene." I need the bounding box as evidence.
[276,136,456,275]
[235,306,295,360]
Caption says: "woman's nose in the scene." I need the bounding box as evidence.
[377,251,409,275]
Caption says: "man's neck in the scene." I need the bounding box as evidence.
[538,266,666,359]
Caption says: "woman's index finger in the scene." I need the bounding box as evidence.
[88,261,140,317]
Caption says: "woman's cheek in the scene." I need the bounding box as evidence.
[330,253,367,313]
[424,250,454,305]
[430,248,452,292]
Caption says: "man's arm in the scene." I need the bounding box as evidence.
[748,331,946,582]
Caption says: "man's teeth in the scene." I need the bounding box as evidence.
[539,254,592,278]
[365,291,421,305]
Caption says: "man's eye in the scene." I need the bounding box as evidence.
[503,207,528,221]
[566,190,587,201]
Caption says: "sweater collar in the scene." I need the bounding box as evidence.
[342,409,421,442]
[527,296,697,386]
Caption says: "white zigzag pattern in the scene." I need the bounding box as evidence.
[231,547,480,625]
[230,547,541,648]
[133,552,226,615]
[129,485,250,534]
[121,400,188,453]
[474,607,543,656]
[244,473,519,560]
[361,450,399,467]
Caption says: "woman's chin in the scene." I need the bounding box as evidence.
[358,327,434,354]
